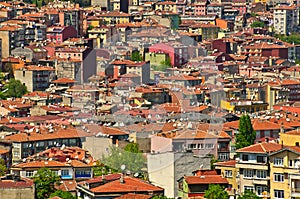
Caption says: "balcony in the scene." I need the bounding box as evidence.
[291,188,300,198]
[75,173,92,179]
[252,178,269,185]
[61,175,73,179]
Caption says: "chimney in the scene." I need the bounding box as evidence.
[265,137,269,143]
[120,174,124,184]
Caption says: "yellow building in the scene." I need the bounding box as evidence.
[266,83,290,110]
[254,0,267,3]
[99,11,131,24]
[281,129,300,147]
[220,99,268,113]
[155,1,177,13]
[269,147,300,199]
[214,160,238,196]
[235,142,283,198]
[88,26,117,48]
[188,23,220,40]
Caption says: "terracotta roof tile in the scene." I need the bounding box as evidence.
[0,177,34,188]
[214,160,237,167]
[236,142,282,154]
[90,176,163,193]
[185,175,228,185]
[115,193,152,199]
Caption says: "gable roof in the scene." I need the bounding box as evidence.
[184,175,228,185]
[236,142,282,154]
[90,176,163,194]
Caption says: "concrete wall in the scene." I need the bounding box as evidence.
[147,152,211,198]
[0,187,35,199]
[150,135,172,153]
[82,137,112,160]
[15,70,33,92]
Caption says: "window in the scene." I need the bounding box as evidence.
[257,186,267,196]
[225,170,232,178]
[26,171,34,177]
[295,160,300,168]
[274,173,284,182]
[257,156,266,163]
[244,186,254,192]
[205,144,214,149]
[61,169,69,176]
[274,157,283,166]
[243,169,253,178]
[274,190,284,199]
[242,154,249,161]
[256,170,267,179]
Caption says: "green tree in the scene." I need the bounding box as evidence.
[160,57,172,67]
[0,158,7,176]
[49,190,76,199]
[3,78,28,99]
[236,114,256,149]
[93,161,111,177]
[250,21,265,28]
[210,155,219,170]
[238,190,260,199]
[151,196,170,199]
[131,51,143,62]
[101,143,146,174]
[275,33,300,44]
[204,184,229,199]
[3,63,14,78]
[33,168,61,199]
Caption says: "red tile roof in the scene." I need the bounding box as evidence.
[55,179,76,192]
[236,142,282,154]
[184,175,228,185]
[214,160,237,167]
[5,125,92,142]
[13,160,70,168]
[0,177,34,189]
[52,78,77,84]
[115,193,152,199]
[90,176,163,193]
[79,174,122,185]
[84,124,129,136]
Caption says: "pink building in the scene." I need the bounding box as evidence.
[192,1,207,16]
[232,0,247,15]
[148,42,189,67]
[46,26,77,44]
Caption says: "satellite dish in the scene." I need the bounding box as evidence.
[134,173,139,177]
[121,164,126,171]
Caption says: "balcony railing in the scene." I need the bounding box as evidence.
[61,175,72,179]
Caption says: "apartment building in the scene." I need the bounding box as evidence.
[273,5,298,35]
[15,65,55,92]
[235,142,282,197]
[0,25,24,58]
[269,146,300,199]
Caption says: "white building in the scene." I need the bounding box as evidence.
[273,5,298,35]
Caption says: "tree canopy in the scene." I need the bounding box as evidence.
[238,190,260,199]
[49,190,76,199]
[250,21,265,28]
[236,114,256,149]
[0,158,7,176]
[2,78,28,99]
[33,168,61,199]
[101,143,146,175]
[204,184,229,199]
[276,33,300,45]
[131,51,143,62]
